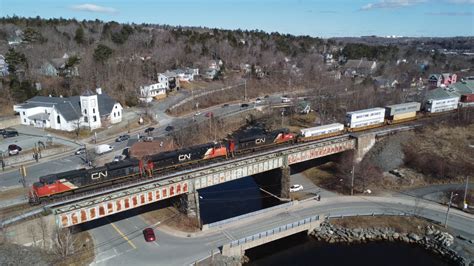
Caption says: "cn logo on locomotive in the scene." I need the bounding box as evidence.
[178,153,192,161]
[255,138,266,144]
[91,171,108,180]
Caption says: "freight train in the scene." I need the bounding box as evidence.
[28,100,468,203]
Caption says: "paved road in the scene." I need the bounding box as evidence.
[398,183,474,204]
[88,195,474,266]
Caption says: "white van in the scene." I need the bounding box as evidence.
[95,144,114,155]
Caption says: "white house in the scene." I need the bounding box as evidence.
[174,68,199,82]
[14,88,123,131]
[158,71,180,91]
[139,82,167,102]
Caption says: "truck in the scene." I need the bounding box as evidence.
[95,144,114,155]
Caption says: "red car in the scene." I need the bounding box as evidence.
[143,228,156,242]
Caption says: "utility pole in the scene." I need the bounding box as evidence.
[351,164,355,196]
[463,175,469,210]
[244,79,247,102]
[445,192,458,228]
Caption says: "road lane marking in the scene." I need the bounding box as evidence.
[110,222,137,249]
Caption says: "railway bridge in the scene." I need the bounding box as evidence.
[50,126,414,228]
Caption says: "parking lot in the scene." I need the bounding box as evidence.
[0,126,80,157]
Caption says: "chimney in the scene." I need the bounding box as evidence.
[96,88,102,95]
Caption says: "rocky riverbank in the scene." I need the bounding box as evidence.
[310,221,470,265]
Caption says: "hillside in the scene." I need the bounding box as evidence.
[0,17,473,116]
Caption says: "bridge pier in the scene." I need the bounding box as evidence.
[355,133,376,162]
[175,191,201,226]
[253,166,291,200]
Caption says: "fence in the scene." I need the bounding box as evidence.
[229,215,320,247]
[168,83,245,112]
[205,201,295,229]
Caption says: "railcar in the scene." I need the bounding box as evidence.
[149,142,227,169]
[298,123,345,142]
[227,127,295,154]
[345,107,386,132]
[30,158,140,203]
[424,97,459,113]
[385,102,420,124]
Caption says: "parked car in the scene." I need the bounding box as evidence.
[75,147,86,155]
[222,103,229,108]
[165,125,175,132]
[145,127,155,133]
[241,103,249,108]
[0,128,5,135]
[194,111,202,116]
[255,98,262,104]
[290,184,303,192]
[2,130,19,138]
[143,228,156,242]
[205,112,214,117]
[115,134,130,142]
[139,135,154,142]
[113,155,125,162]
[8,144,22,156]
[264,95,270,99]
[281,97,291,103]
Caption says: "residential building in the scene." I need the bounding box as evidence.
[13,88,122,131]
[0,55,9,77]
[428,73,457,88]
[373,76,399,89]
[39,53,79,77]
[324,53,335,65]
[174,68,199,82]
[158,71,180,91]
[139,82,167,103]
[343,59,377,77]
[208,59,223,71]
[203,69,218,80]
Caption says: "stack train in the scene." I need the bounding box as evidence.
[28,100,467,204]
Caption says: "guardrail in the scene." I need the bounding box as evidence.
[0,207,46,228]
[205,201,295,229]
[229,215,320,247]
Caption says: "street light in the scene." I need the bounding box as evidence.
[463,175,470,210]
[444,191,458,228]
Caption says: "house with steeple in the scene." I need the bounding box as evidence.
[13,88,123,131]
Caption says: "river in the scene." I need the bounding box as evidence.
[245,232,451,266]
[198,176,450,266]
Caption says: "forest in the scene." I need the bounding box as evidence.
[0,16,473,115]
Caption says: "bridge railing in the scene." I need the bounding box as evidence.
[229,215,319,247]
[205,201,295,229]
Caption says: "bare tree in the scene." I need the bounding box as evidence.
[27,225,38,247]
[39,217,49,249]
[52,227,76,258]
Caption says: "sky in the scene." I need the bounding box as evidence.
[0,0,473,37]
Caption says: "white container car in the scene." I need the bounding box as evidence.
[425,97,459,113]
[300,123,344,139]
[346,107,385,130]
